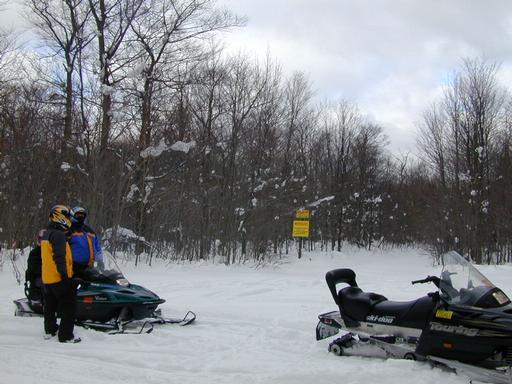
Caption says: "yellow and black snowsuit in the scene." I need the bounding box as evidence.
[41,228,73,284]
[41,225,76,342]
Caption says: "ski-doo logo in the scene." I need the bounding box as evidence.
[366,315,395,324]
[430,322,478,336]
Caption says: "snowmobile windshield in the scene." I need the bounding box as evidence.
[439,251,510,308]
[82,253,130,287]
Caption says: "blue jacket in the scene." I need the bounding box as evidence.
[69,225,103,266]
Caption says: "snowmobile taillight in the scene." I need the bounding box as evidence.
[442,342,453,349]
[84,296,94,304]
[116,278,129,287]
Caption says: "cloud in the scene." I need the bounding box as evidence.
[217,0,512,153]
[0,1,25,31]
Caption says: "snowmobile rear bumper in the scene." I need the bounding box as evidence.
[316,311,343,340]
[13,298,42,317]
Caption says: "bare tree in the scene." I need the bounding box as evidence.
[418,58,507,262]
[26,0,93,153]
[0,28,19,84]
[280,72,313,177]
[88,0,144,153]
[319,100,361,250]
[220,54,277,263]
[418,103,448,187]
[348,123,387,249]
[127,0,243,250]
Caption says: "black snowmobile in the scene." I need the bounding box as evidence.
[316,251,512,384]
[14,253,195,334]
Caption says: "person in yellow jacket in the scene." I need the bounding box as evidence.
[41,205,80,343]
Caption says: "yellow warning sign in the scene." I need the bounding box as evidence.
[292,220,310,237]
[296,209,310,219]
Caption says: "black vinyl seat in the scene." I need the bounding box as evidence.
[372,296,436,329]
[338,287,387,320]
[338,286,435,329]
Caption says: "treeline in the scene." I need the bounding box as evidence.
[0,0,511,264]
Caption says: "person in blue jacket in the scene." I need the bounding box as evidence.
[69,206,104,277]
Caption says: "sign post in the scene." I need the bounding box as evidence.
[292,209,310,259]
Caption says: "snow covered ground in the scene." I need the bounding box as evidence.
[2,246,511,384]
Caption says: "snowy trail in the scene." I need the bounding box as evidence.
[2,247,504,383]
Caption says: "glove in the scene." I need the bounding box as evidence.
[60,274,73,286]
[58,275,73,290]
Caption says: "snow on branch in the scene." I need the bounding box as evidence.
[307,195,335,208]
[140,138,169,159]
[103,226,147,244]
[170,140,196,154]
[60,162,72,172]
[140,139,196,159]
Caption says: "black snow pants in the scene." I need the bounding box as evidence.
[43,280,77,342]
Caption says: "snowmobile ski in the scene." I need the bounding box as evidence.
[428,356,512,384]
[78,310,196,334]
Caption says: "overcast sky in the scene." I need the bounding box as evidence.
[3,0,512,155]
[216,0,512,154]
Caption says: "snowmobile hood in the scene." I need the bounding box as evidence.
[77,282,164,304]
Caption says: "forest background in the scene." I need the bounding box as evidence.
[1,0,511,265]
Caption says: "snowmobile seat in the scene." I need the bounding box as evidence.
[371,295,436,329]
[338,286,436,328]
[338,286,387,321]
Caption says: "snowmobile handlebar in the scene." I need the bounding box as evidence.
[72,277,90,288]
[411,275,440,287]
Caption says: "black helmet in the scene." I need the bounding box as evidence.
[49,205,72,230]
[71,206,87,225]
